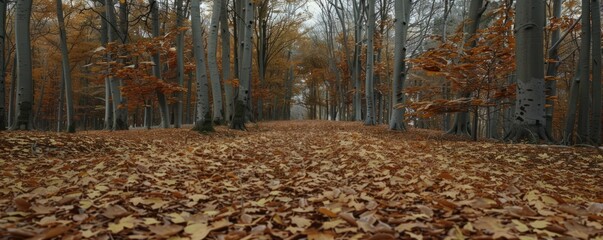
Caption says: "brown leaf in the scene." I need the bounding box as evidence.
[31,205,57,215]
[318,207,338,218]
[7,228,36,237]
[149,224,183,237]
[28,225,71,240]
[103,205,129,219]
[473,217,515,239]
[366,233,396,240]
[15,198,31,211]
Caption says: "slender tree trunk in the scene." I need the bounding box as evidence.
[106,0,128,130]
[506,0,550,142]
[56,0,76,133]
[191,0,214,132]
[221,0,233,123]
[576,0,592,144]
[545,0,561,136]
[564,0,592,144]
[57,79,64,132]
[591,0,602,145]
[186,71,193,124]
[389,0,411,130]
[149,0,169,129]
[100,1,112,130]
[0,0,5,131]
[11,0,33,130]
[208,0,224,124]
[7,58,16,128]
[353,0,363,121]
[174,0,185,128]
[364,0,376,125]
[448,0,483,136]
[231,0,253,130]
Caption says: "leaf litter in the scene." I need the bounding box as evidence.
[0,121,602,239]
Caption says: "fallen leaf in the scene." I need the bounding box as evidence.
[149,224,183,237]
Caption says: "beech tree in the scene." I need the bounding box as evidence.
[56,0,76,133]
[11,0,34,130]
[231,0,254,130]
[191,0,213,132]
[150,0,169,129]
[208,0,224,124]
[389,0,411,131]
[505,0,550,142]
[364,0,376,125]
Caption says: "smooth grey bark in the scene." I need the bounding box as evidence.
[231,0,253,130]
[150,0,169,129]
[208,0,224,124]
[56,0,76,133]
[506,0,550,142]
[364,0,376,125]
[545,0,561,136]
[576,0,591,144]
[221,0,233,123]
[191,0,213,132]
[0,0,5,131]
[257,0,267,121]
[284,50,294,120]
[175,0,184,128]
[100,1,112,130]
[389,0,411,131]
[106,0,128,130]
[447,0,483,136]
[564,0,593,145]
[353,0,364,121]
[11,0,33,130]
[591,0,602,145]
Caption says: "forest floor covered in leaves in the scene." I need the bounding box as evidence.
[0,120,602,240]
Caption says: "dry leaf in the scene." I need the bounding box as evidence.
[149,224,183,237]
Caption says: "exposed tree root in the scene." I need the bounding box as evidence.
[504,124,554,144]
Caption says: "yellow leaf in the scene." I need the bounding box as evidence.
[291,216,312,229]
[79,200,93,210]
[322,220,345,229]
[512,220,529,233]
[81,229,98,238]
[184,223,210,240]
[144,218,160,225]
[168,213,186,224]
[529,220,549,229]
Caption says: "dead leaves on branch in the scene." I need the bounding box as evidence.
[1,121,602,239]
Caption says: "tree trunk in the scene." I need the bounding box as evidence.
[448,0,483,136]
[590,0,602,145]
[56,0,76,133]
[221,0,233,123]
[506,0,551,142]
[364,0,376,126]
[11,0,33,130]
[389,0,411,131]
[150,0,170,129]
[106,0,128,130]
[545,0,562,136]
[353,0,363,121]
[191,0,214,132]
[175,0,185,128]
[208,0,224,124]
[0,0,5,131]
[576,0,592,144]
[231,0,253,130]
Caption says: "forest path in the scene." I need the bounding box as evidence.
[1,121,602,239]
